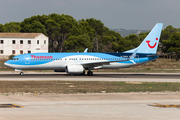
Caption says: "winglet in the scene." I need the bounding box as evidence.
[84,48,88,53]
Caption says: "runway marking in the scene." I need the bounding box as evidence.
[0,104,23,108]
[150,104,180,108]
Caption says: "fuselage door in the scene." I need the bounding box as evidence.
[25,55,30,64]
[136,55,139,63]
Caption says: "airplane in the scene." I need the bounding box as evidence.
[4,23,163,76]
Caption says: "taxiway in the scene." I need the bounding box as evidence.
[0,93,180,120]
[0,72,180,82]
[1,72,180,120]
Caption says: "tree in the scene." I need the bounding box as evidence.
[163,32,180,61]
[20,14,50,35]
[45,19,61,52]
[101,30,122,52]
[112,37,132,52]
[0,24,4,32]
[15,13,179,54]
[86,18,106,52]
[161,25,176,41]
[139,32,148,42]
[64,34,93,52]
[49,14,77,52]
[123,34,140,51]
[27,21,47,34]
[77,19,95,40]
[161,25,177,54]
[4,22,21,32]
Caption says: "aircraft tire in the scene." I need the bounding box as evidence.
[87,71,93,76]
[20,72,24,76]
[90,71,93,76]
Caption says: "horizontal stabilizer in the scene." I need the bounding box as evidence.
[147,52,175,57]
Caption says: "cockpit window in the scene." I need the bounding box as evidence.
[12,58,19,60]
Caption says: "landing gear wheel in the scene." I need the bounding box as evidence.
[20,72,24,76]
[87,71,93,76]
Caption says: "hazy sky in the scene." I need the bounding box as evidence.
[0,0,179,30]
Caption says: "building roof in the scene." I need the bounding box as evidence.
[0,33,43,38]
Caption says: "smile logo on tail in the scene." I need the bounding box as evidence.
[146,38,158,49]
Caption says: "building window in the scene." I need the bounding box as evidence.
[20,40,23,44]
[28,50,31,53]
[12,40,16,44]
[44,40,46,44]
[28,40,31,44]
[0,40,3,44]
[20,50,23,54]
[37,40,39,44]
[12,50,15,54]
[0,50,3,54]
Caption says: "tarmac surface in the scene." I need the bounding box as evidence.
[0,72,180,120]
[0,93,180,120]
[0,72,180,82]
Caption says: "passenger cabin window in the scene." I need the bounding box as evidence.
[28,50,31,53]
[0,40,3,44]
[12,40,16,44]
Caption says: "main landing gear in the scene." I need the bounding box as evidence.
[87,70,93,76]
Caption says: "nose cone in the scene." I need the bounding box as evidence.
[4,61,10,67]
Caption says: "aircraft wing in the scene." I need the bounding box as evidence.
[81,59,129,68]
[81,48,138,69]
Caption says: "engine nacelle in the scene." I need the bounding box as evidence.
[65,64,84,74]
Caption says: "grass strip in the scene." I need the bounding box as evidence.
[0,81,180,94]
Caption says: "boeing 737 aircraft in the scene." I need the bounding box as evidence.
[4,23,163,76]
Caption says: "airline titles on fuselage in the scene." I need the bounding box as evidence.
[31,55,53,59]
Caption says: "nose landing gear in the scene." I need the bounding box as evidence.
[15,69,24,76]
[20,72,24,76]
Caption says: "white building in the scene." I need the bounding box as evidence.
[0,33,48,58]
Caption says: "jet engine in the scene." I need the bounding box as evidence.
[65,64,84,74]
